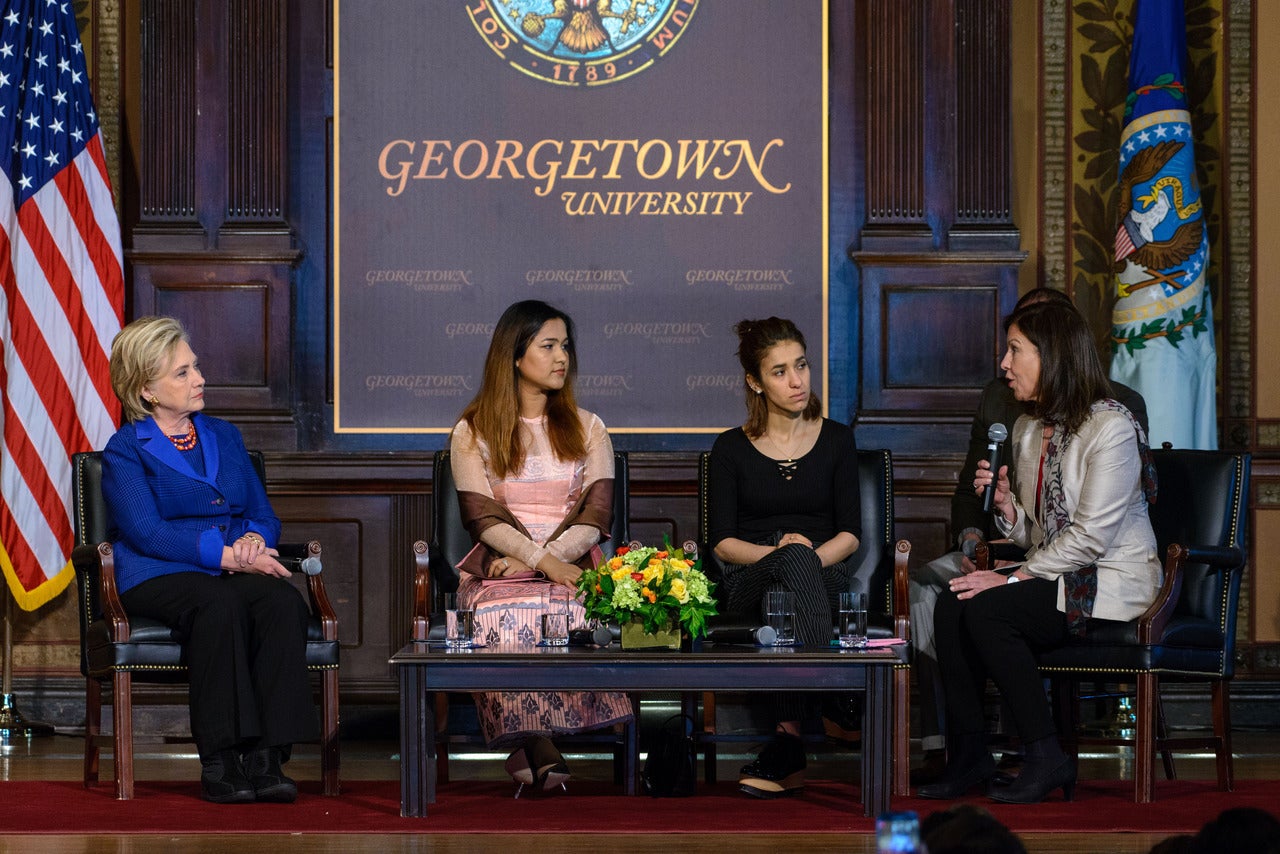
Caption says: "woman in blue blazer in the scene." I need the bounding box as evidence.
[102,316,317,804]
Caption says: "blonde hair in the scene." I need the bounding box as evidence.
[109,316,189,423]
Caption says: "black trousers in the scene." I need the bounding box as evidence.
[721,543,851,723]
[933,577,1067,744]
[121,572,319,759]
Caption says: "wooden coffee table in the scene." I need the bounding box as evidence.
[390,641,907,818]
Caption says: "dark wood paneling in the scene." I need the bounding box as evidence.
[138,0,196,221]
[226,0,288,224]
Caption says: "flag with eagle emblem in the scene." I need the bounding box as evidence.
[1108,0,1216,450]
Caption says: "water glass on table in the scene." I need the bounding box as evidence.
[443,592,476,648]
[541,586,570,646]
[765,590,797,646]
[838,590,868,649]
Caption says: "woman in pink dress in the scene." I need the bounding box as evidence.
[449,299,634,796]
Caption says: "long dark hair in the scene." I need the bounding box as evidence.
[734,317,821,438]
[1004,300,1113,435]
[458,300,584,478]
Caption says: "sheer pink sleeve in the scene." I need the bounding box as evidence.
[544,412,614,563]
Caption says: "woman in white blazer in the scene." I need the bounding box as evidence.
[918,299,1160,805]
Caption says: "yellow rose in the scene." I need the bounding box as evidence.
[667,558,689,571]
[669,577,689,603]
[611,566,631,582]
[642,564,663,583]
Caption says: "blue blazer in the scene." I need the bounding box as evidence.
[101,413,281,594]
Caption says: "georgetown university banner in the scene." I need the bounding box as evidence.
[333,0,827,433]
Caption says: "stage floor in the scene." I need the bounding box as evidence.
[3,728,1276,853]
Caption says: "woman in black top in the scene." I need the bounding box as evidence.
[708,317,862,798]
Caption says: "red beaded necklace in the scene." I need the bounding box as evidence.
[169,421,197,451]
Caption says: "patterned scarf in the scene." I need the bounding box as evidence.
[1040,400,1157,637]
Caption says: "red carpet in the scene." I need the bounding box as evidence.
[2,778,1276,835]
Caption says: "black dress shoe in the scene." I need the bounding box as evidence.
[243,746,298,803]
[201,749,256,804]
[909,749,947,786]
[739,732,806,799]
[821,695,862,745]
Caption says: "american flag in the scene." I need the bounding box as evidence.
[0,1,123,610]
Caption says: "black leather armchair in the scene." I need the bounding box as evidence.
[412,448,635,784]
[977,447,1250,803]
[695,447,912,795]
[71,450,340,799]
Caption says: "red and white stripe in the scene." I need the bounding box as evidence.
[0,133,123,610]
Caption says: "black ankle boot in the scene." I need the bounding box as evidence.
[200,749,256,804]
[738,732,806,799]
[916,733,997,799]
[988,736,1076,804]
[243,745,298,803]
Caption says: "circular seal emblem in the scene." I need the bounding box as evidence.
[467,0,699,87]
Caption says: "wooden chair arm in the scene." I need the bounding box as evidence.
[80,541,131,643]
[412,539,431,642]
[892,539,911,639]
[1137,543,1186,645]
[296,540,339,642]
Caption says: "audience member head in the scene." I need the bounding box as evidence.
[459,299,584,478]
[1148,834,1195,854]
[1002,299,1112,434]
[109,315,192,423]
[1189,807,1280,854]
[733,316,821,438]
[921,804,1028,854]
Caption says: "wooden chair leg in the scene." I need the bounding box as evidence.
[112,671,134,801]
[84,678,101,787]
[1134,672,1157,803]
[320,667,340,795]
[1212,679,1234,792]
[893,665,910,797]
[701,691,718,784]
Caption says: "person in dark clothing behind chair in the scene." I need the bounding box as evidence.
[102,316,317,804]
[909,288,1148,783]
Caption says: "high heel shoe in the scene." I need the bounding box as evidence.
[988,756,1076,804]
[916,752,998,799]
[504,735,570,799]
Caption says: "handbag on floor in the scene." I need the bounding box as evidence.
[641,714,697,797]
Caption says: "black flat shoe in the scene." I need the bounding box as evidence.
[739,732,806,799]
[504,735,570,799]
[243,746,298,803]
[988,757,1076,804]
[200,749,256,804]
[916,752,998,799]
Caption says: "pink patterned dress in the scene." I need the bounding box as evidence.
[451,411,633,748]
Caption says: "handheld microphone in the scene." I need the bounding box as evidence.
[961,538,978,561]
[706,625,778,646]
[568,626,614,647]
[981,422,1008,514]
[279,555,323,576]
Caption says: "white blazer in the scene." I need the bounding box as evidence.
[995,409,1162,622]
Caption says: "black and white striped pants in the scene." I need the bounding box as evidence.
[720,543,852,723]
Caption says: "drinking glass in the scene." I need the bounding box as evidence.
[541,587,570,646]
[764,590,796,646]
[838,591,868,649]
[444,592,475,648]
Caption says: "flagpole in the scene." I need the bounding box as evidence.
[0,588,54,741]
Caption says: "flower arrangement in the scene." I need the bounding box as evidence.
[577,538,718,639]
